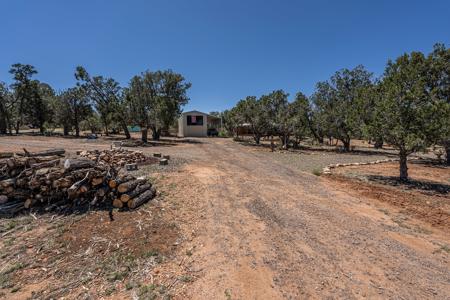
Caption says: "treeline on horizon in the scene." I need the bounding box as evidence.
[0,66,191,142]
[0,43,449,180]
[219,43,449,180]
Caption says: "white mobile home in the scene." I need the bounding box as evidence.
[177,110,221,137]
[178,111,208,137]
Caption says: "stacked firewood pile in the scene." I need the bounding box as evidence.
[78,149,152,167]
[0,148,156,216]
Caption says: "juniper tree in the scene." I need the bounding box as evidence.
[377,51,435,180]
[426,43,450,164]
[75,66,131,138]
[311,65,373,151]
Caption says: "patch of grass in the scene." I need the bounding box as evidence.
[4,237,15,247]
[104,286,116,296]
[11,286,20,293]
[3,262,26,275]
[143,249,159,258]
[438,245,450,254]
[107,270,128,282]
[378,208,390,215]
[312,168,322,176]
[412,225,432,235]
[138,284,157,299]
[0,274,13,289]
[225,288,232,300]
[179,275,193,283]
[185,249,193,256]
[125,281,135,290]
[5,220,18,231]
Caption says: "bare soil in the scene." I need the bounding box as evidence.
[1,135,449,299]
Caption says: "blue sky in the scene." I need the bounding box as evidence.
[1,0,449,112]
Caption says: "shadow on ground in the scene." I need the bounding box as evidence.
[367,175,450,194]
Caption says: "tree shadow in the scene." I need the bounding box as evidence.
[236,139,398,157]
[366,175,450,194]
[410,159,449,169]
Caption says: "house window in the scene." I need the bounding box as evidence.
[187,115,203,126]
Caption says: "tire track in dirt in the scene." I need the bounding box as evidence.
[180,139,450,299]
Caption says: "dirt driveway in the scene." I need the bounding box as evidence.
[1,136,449,299]
[166,138,450,299]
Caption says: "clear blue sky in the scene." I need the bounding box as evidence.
[1,0,449,112]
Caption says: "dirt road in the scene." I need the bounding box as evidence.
[1,135,449,299]
[170,139,450,299]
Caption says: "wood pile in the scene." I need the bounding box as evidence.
[0,148,156,216]
[78,149,152,167]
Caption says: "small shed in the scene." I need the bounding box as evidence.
[178,111,208,137]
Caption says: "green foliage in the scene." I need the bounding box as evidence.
[376,51,437,179]
[235,95,269,144]
[311,65,373,151]
[426,43,450,163]
[290,92,311,148]
[0,82,14,134]
[125,70,191,141]
[75,66,131,138]
[56,87,92,136]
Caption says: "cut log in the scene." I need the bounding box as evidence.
[64,159,95,171]
[91,177,104,186]
[67,171,91,198]
[117,179,146,193]
[0,152,14,159]
[109,175,134,189]
[24,198,37,209]
[120,182,152,202]
[127,187,156,209]
[0,195,8,204]
[0,178,15,189]
[125,163,138,171]
[19,148,65,157]
[113,198,123,208]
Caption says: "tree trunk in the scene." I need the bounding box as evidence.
[15,121,20,134]
[445,143,450,165]
[374,138,383,149]
[279,134,289,149]
[120,119,131,139]
[152,128,161,141]
[254,134,260,144]
[75,123,80,137]
[63,125,69,136]
[141,128,148,143]
[342,139,351,152]
[0,114,6,134]
[399,151,408,181]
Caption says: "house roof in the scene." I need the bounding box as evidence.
[181,110,208,116]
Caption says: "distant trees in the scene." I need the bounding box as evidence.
[426,43,450,164]
[56,87,92,136]
[234,96,269,144]
[6,64,54,134]
[125,70,191,142]
[311,65,373,151]
[75,66,131,139]
[9,64,39,133]
[1,64,191,140]
[290,92,311,148]
[0,82,13,134]
[223,43,449,180]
